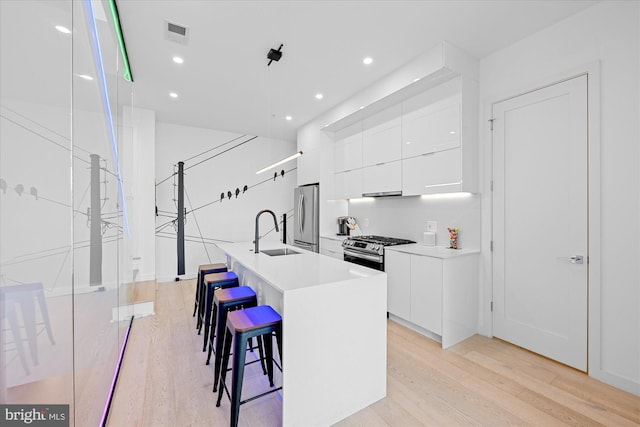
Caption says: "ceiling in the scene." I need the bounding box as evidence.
[117,0,598,141]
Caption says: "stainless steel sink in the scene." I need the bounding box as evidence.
[261,248,301,257]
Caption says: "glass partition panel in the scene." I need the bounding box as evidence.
[1,1,134,425]
[72,0,133,425]
[0,0,75,411]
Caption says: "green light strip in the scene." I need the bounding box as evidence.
[109,0,133,82]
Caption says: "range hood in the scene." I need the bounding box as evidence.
[362,191,402,198]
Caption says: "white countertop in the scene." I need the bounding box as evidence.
[386,243,480,259]
[320,234,349,242]
[216,242,385,293]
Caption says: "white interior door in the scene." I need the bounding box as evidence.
[493,75,588,371]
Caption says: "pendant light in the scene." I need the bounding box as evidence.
[255,151,303,174]
[255,43,302,175]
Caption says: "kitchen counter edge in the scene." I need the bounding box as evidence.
[386,244,479,259]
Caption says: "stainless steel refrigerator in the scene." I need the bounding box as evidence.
[293,184,319,252]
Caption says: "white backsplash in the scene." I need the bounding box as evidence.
[348,194,481,249]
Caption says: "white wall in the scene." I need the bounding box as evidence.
[155,122,296,281]
[123,107,156,281]
[347,195,480,249]
[479,0,640,394]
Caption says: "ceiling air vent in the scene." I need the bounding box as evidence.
[165,21,189,45]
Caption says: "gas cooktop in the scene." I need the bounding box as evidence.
[346,235,416,246]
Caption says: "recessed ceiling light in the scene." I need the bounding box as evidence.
[413,78,421,82]
[77,74,94,81]
[449,131,456,135]
[169,92,179,98]
[172,56,184,64]
[315,93,324,100]
[363,57,373,65]
[285,116,292,121]
[55,25,71,34]
[359,106,365,110]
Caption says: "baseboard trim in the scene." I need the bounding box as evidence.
[590,369,640,397]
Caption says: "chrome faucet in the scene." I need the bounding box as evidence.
[255,209,279,253]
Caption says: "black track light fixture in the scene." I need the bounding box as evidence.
[267,44,283,66]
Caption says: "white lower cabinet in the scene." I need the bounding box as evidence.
[386,248,478,348]
[410,255,442,334]
[320,236,346,260]
[386,250,411,319]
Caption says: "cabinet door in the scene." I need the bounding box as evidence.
[402,148,462,196]
[345,168,363,199]
[362,161,401,195]
[334,169,363,199]
[320,237,344,259]
[402,97,461,159]
[386,250,411,319]
[333,171,346,199]
[297,147,320,186]
[334,122,362,173]
[334,140,346,173]
[320,237,345,254]
[343,132,363,171]
[363,105,402,166]
[410,256,442,334]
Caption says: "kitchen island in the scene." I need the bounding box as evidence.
[216,242,387,427]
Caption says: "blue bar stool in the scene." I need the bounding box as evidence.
[200,271,239,351]
[207,286,266,392]
[194,263,227,333]
[215,305,283,427]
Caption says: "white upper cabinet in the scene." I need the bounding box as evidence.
[402,148,462,195]
[334,122,363,173]
[362,105,402,166]
[324,42,478,199]
[401,76,478,195]
[297,147,320,186]
[333,169,363,200]
[362,160,402,196]
[402,94,461,158]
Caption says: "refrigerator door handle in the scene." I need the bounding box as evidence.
[300,193,305,233]
[297,194,303,235]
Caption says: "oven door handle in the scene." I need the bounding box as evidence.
[343,248,382,262]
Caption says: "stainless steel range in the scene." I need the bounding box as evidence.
[342,235,415,271]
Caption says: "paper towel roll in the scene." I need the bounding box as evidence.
[422,231,436,246]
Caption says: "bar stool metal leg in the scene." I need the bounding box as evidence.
[194,263,227,331]
[214,306,283,427]
[200,272,238,349]
[208,287,266,392]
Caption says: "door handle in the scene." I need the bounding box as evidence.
[300,194,305,232]
[557,255,584,264]
[297,195,303,234]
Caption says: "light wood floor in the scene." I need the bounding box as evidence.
[109,279,640,426]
